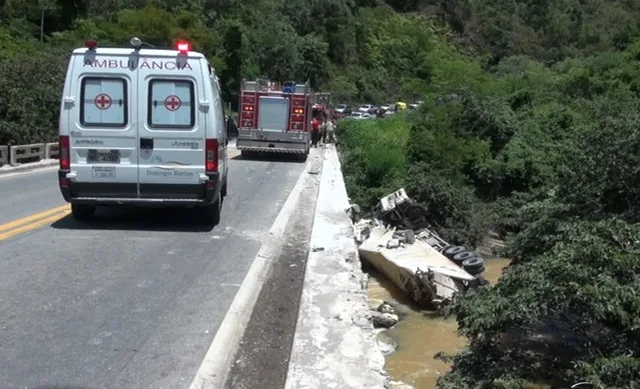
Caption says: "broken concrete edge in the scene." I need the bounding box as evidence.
[0,159,58,175]
[284,144,390,389]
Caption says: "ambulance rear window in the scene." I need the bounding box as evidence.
[148,79,195,128]
[80,77,128,127]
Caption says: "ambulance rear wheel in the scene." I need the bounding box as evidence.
[202,198,221,226]
[71,204,95,222]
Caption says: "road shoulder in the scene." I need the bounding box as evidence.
[189,149,321,389]
[223,149,323,389]
[284,144,388,389]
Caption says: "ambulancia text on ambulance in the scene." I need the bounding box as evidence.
[58,37,230,225]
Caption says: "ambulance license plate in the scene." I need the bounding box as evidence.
[88,149,120,164]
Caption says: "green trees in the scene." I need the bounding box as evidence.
[337,4,640,386]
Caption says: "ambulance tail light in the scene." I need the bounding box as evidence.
[59,135,70,171]
[205,139,218,173]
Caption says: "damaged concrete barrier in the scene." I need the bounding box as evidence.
[284,144,388,389]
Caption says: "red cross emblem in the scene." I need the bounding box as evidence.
[164,95,182,111]
[94,94,112,110]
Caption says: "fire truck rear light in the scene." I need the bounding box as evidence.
[292,115,304,123]
[243,120,254,127]
[293,108,304,114]
[241,111,254,120]
[242,104,254,111]
[293,99,305,106]
[85,40,97,49]
[242,96,256,104]
[59,135,70,171]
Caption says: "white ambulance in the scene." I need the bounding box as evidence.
[58,38,229,225]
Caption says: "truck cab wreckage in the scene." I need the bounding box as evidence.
[354,189,489,310]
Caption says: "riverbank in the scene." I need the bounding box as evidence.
[366,234,510,388]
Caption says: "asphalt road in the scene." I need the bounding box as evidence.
[0,154,306,389]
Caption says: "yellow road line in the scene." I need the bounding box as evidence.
[0,205,70,234]
[0,205,71,242]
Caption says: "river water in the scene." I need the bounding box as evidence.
[367,258,511,388]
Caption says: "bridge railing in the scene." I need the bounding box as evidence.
[0,143,59,168]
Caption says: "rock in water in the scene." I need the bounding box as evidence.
[371,311,399,328]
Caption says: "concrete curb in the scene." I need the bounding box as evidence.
[284,144,389,389]
[0,160,58,176]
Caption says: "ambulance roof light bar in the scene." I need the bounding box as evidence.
[85,39,97,50]
[176,41,190,54]
[130,37,154,51]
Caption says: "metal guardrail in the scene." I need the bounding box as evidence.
[0,146,8,166]
[0,142,59,167]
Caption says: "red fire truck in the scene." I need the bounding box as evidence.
[236,79,313,158]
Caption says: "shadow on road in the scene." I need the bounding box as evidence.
[33,386,95,389]
[50,205,218,233]
[231,150,307,163]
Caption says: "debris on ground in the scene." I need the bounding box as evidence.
[355,188,489,310]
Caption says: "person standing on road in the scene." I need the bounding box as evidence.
[320,117,328,144]
[311,116,320,147]
[324,119,336,143]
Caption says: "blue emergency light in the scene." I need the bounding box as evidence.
[282,80,295,93]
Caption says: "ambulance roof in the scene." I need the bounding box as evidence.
[71,47,205,59]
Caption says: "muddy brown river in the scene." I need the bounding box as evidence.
[368,258,511,388]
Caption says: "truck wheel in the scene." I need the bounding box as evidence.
[241,150,253,159]
[202,198,221,226]
[71,204,95,222]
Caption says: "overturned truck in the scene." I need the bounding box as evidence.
[355,189,488,309]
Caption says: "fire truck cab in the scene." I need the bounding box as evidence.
[236,79,311,158]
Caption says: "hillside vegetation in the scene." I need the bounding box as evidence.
[339,1,640,388]
[3,0,640,387]
[0,0,440,145]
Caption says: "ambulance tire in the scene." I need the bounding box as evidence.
[71,204,95,222]
[202,198,221,226]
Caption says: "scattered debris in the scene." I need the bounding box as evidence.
[376,302,396,315]
[371,311,399,329]
[355,188,489,310]
[312,247,325,252]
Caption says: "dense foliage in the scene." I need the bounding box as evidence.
[337,2,640,388]
[0,0,441,145]
[4,0,640,387]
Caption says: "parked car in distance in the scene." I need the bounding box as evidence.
[335,104,348,114]
[358,104,373,113]
[349,112,364,119]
